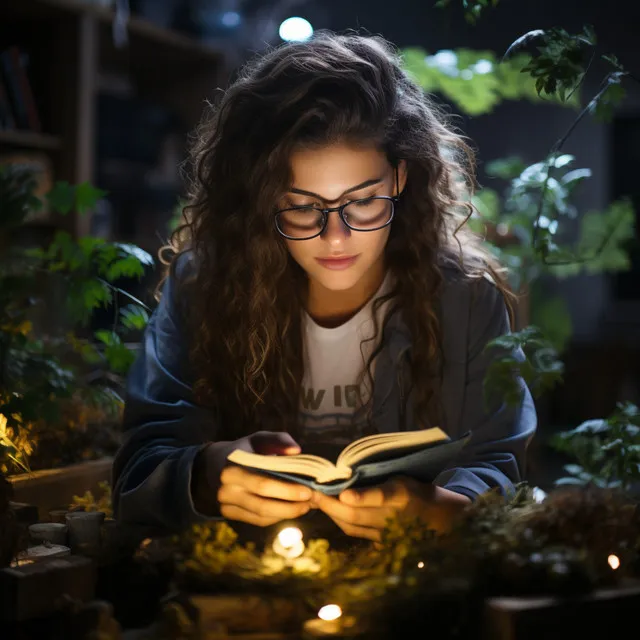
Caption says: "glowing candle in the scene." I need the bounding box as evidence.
[608,554,620,570]
[417,561,425,569]
[272,526,305,559]
[318,605,342,621]
[303,604,344,637]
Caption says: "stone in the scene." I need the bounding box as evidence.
[29,522,68,546]
[0,554,96,621]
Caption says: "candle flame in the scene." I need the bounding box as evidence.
[417,561,425,569]
[318,604,342,621]
[608,554,620,570]
[277,527,303,549]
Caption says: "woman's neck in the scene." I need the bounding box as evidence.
[306,259,387,328]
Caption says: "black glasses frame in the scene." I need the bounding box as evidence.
[274,195,398,241]
[275,165,402,241]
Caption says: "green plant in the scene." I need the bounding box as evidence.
[70,480,113,517]
[401,30,636,352]
[550,402,640,493]
[470,155,634,350]
[406,12,639,492]
[0,163,153,475]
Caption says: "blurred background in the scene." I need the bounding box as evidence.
[1,0,639,493]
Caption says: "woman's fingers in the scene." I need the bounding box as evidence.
[314,493,394,530]
[221,465,312,501]
[330,515,382,542]
[219,503,282,527]
[218,483,311,520]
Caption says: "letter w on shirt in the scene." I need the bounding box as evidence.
[301,387,325,410]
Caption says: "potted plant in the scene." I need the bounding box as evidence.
[0,162,152,516]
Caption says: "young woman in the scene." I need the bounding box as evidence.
[112,32,536,542]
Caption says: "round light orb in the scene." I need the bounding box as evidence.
[221,11,241,28]
[279,17,313,42]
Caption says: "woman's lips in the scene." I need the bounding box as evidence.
[315,255,360,270]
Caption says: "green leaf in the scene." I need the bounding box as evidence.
[106,255,146,281]
[563,464,584,476]
[572,419,609,435]
[529,291,573,352]
[554,477,586,486]
[485,157,527,180]
[602,53,623,70]
[46,181,75,215]
[95,329,119,347]
[576,199,635,272]
[560,168,591,193]
[66,279,112,324]
[75,181,107,214]
[119,304,150,331]
[114,243,154,267]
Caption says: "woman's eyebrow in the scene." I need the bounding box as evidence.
[288,178,383,203]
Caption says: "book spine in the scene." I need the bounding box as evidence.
[0,49,28,130]
[0,76,16,130]
[8,46,41,132]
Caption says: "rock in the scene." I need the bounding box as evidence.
[0,554,96,621]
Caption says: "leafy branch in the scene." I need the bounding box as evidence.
[483,326,564,408]
[501,25,638,262]
[551,402,640,493]
[0,163,152,474]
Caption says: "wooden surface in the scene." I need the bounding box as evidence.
[484,581,640,640]
[8,457,113,518]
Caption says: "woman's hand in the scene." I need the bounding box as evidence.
[218,465,313,526]
[193,430,312,527]
[312,476,471,542]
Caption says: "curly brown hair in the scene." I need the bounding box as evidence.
[163,31,513,439]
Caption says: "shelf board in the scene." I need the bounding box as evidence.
[0,129,62,150]
[33,0,224,62]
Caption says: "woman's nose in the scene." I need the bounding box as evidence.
[321,210,351,246]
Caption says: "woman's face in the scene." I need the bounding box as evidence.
[279,142,406,293]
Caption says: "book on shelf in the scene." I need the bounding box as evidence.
[0,46,41,133]
[227,426,471,496]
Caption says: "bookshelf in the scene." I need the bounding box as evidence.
[0,0,229,242]
[0,129,62,150]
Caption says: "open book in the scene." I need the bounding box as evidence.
[227,427,471,496]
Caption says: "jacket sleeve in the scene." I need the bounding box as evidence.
[111,255,222,536]
[433,277,537,500]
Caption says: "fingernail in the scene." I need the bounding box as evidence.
[341,490,358,503]
[299,489,312,500]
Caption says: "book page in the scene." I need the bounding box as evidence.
[337,427,449,468]
[226,450,353,483]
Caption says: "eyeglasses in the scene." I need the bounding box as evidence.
[274,195,398,241]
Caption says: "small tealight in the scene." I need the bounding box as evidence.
[608,554,621,570]
[272,526,305,559]
[417,561,425,569]
[303,604,346,637]
[318,604,342,621]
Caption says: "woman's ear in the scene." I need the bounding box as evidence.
[396,159,408,196]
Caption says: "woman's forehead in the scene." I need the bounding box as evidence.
[288,143,390,199]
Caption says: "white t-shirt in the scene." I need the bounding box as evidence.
[299,273,394,447]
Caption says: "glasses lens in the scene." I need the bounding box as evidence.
[276,208,324,239]
[343,197,393,230]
